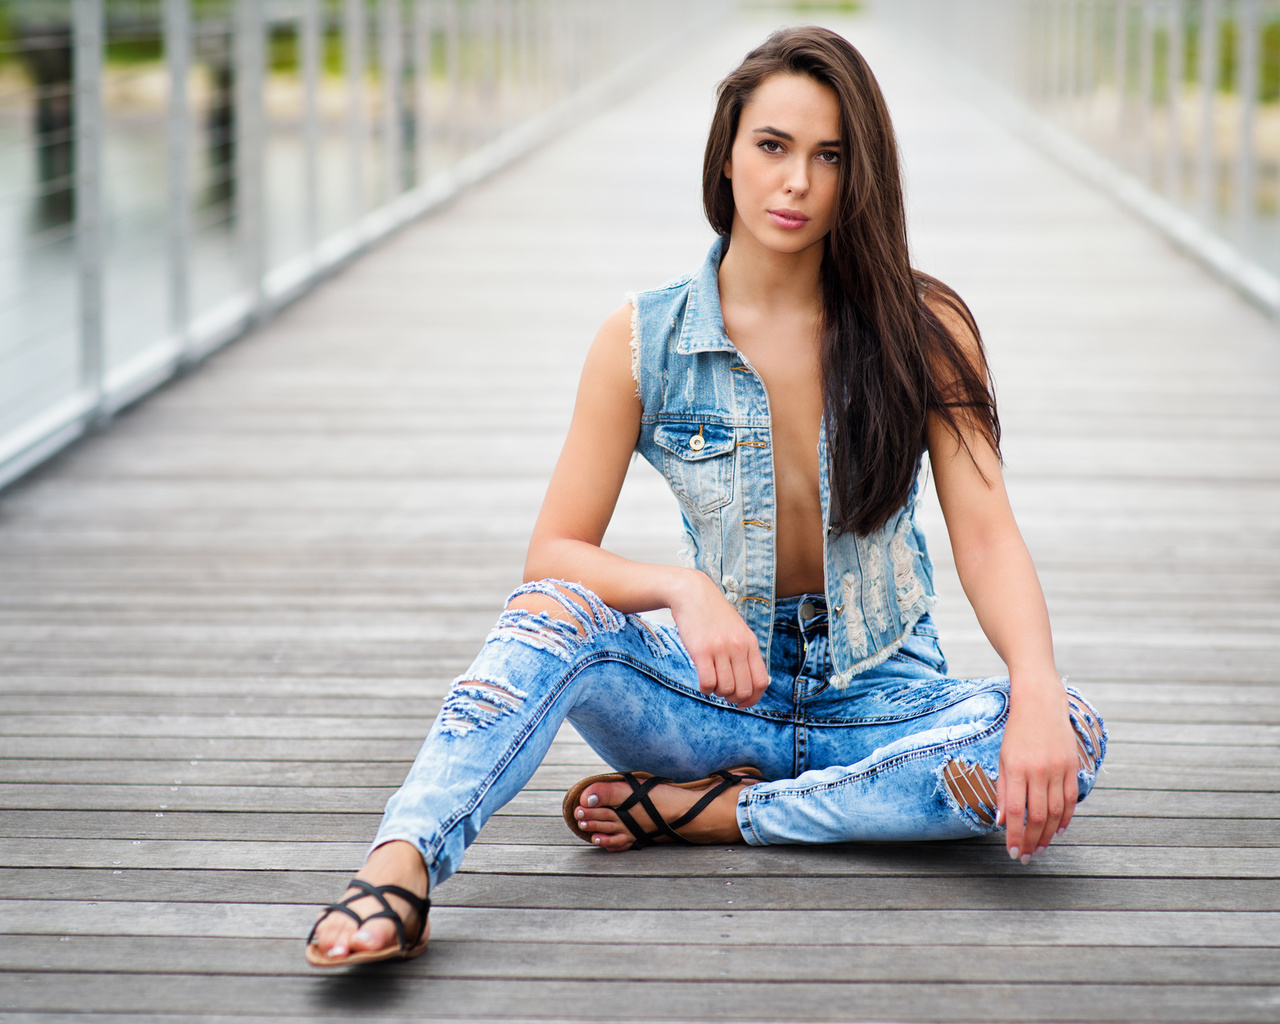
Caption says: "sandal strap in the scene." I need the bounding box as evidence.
[306,902,362,945]
[611,769,756,849]
[307,877,430,952]
[615,772,696,849]
[373,883,431,923]
[665,770,741,833]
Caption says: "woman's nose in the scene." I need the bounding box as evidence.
[784,160,810,196]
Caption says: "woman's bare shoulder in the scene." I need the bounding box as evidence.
[575,302,642,418]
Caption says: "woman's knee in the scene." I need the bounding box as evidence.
[504,579,600,636]
[1065,688,1106,777]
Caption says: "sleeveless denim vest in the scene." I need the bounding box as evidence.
[629,238,937,687]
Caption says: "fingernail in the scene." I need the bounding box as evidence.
[327,945,346,957]
[352,930,372,943]
[1008,846,1019,861]
[586,794,599,807]
[1020,853,1031,865]
[1056,827,1066,836]
[1035,846,1047,856]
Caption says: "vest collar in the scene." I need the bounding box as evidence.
[675,237,738,355]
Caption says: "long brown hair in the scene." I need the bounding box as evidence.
[703,27,1000,536]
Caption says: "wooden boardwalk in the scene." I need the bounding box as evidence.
[3,9,1279,1022]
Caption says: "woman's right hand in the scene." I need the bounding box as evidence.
[669,570,770,708]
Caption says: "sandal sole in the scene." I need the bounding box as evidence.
[305,931,429,968]
[562,765,763,847]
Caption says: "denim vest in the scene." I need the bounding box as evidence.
[629,238,936,686]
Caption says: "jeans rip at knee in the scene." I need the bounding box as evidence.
[489,579,626,662]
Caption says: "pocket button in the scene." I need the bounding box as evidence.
[689,434,705,452]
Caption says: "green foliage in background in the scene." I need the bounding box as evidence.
[742,0,860,11]
[1132,14,1280,103]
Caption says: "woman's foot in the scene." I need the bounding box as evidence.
[305,840,429,966]
[569,768,761,851]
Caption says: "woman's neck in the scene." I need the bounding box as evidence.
[717,225,825,318]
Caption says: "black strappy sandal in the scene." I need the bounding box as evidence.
[305,877,430,967]
[562,766,763,849]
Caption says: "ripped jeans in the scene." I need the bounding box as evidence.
[373,580,1106,890]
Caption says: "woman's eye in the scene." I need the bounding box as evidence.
[758,140,783,153]
[817,150,840,164]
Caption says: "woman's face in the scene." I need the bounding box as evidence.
[724,72,842,257]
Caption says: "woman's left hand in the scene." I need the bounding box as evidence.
[996,675,1079,863]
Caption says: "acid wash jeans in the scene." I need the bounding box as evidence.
[373,579,1107,890]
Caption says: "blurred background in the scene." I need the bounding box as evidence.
[2,0,1278,492]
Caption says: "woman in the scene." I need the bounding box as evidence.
[305,25,1106,968]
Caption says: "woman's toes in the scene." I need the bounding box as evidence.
[582,781,628,809]
[311,914,355,957]
[348,919,397,953]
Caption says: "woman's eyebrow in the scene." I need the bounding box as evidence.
[753,126,841,147]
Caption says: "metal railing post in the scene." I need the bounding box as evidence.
[445,0,460,155]
[381,0,404,200]
[1139,0,1155,182]
[413,0,431,183]
[1082,0,1096,127]
[1196,0,1219,223]
[1235,0,1258,249]
[302,0,322,260]
[1166,0,1184,202]
[74,0,105,419]
[235,0,265,313]
[346,0,367,224]
[1066,0,1080,120]
[1115,0,1129,164]
[165,0,192,365]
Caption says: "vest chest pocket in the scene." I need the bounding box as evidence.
[654,420,736,515]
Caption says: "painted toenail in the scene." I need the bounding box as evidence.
[353,930,372,942]
[586,794,599,807]
[575,808,584,820]
[328,945,346,957]
[592,835,602,845]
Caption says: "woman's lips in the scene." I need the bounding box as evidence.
[768,208,809,230]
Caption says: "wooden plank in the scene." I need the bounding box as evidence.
[4,901,1279,947]
[3,734,1279,770]
[0,759,1273,795]
[0,974,1275,1023]
[4,811,1273,848]
[5,935,1279,985]
[3,715,1277,747]
[5,690,1280,724]
[5,868,1278,913]
[2,784,1276,819]
[2,839,1277,878]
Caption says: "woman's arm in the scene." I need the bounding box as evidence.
[925,300,1080,863]
[523,303,769,708]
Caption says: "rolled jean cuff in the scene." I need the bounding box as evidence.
[736,791,768,846]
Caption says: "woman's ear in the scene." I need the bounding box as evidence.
[723,158,732,180]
